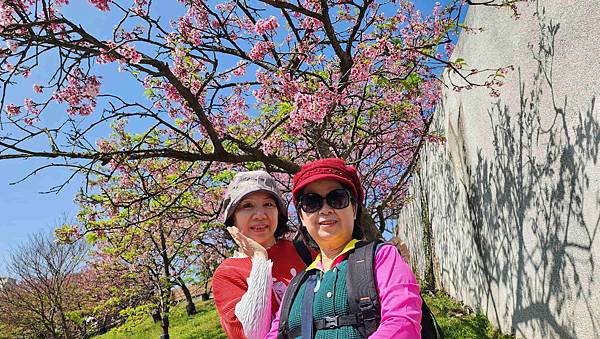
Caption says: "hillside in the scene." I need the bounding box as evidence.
[94,292,511,338]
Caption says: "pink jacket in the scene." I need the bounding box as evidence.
[265,242,422,338]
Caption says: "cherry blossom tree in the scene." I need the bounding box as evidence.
[0,0,521,239]
[60,156,231,338]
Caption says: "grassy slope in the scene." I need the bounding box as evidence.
[424,291,513,339]
[95,292,512,339]
[94,300,226,339]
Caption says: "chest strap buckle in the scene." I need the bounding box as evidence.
[322,316,339,329]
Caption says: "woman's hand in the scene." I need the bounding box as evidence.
[227,227,268,259]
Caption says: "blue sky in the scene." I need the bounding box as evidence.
[0,0,455,275]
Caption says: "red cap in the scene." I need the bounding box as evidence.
[292,158,364,205]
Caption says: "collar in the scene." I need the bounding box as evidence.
[306,239,359,272]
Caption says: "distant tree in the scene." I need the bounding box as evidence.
[0,231,87,339]
[68,255,158,336]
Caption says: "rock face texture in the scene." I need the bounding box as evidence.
[396,2,600,338]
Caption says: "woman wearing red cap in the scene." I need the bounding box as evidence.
[266,158,422,338]
[212,171,312,339]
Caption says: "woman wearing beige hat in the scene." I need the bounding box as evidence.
[212,171,312,339]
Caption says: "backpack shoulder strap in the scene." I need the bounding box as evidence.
[346,240,382,338]
[293,239,313,266]
[348,240,444,339]
[421,294,444,339]
[277,269,311,339]
[300,274,318,338]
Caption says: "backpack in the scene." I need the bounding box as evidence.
[282,240,443,339]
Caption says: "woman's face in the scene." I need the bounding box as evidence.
[299,179,357,250]
[232,191,279,248]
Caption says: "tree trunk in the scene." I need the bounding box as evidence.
[158,286,171,339]
[359,204,382,241]
[202,278,211,300]
[58,305,72,339]
[160,312,170,339]
[176,277,197,315]
[55,293,72,339]
[158,227,171,339]
[418,173,436,290]
[151,307,162,323]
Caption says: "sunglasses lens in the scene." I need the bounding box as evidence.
[299,189,351,213]
[327,189,350,209]
[300,194,323,213]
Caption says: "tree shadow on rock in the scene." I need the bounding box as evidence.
[462,5,599,337]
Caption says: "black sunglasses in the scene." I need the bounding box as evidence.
[298,189,353,213]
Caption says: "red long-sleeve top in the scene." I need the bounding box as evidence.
[212,239,309,339]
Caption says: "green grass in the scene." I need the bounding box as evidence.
[94,300,226,339]
[423,290,513,339]
[95,292,511,339]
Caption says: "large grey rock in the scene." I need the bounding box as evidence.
[397,1,600,338]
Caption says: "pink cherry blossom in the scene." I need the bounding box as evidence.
[261,132,283,155]
[0,2,16,27]
[52,69,101,116]
[96,139,113,152]
[97,41,118,64]
[6,40,17,52]
[248,41,274,60]
[445,43,455,57]
[2,62,14,72]
[24,98,40,115]
[232,60,246,77]
[131,0,149,15]
[254,16,279,35]
[117,44,142,64]
[89,0,111,11]
[300,16,323,30]
[286,83,341,135]
[23,117,39,125]
[6,104,21,117]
